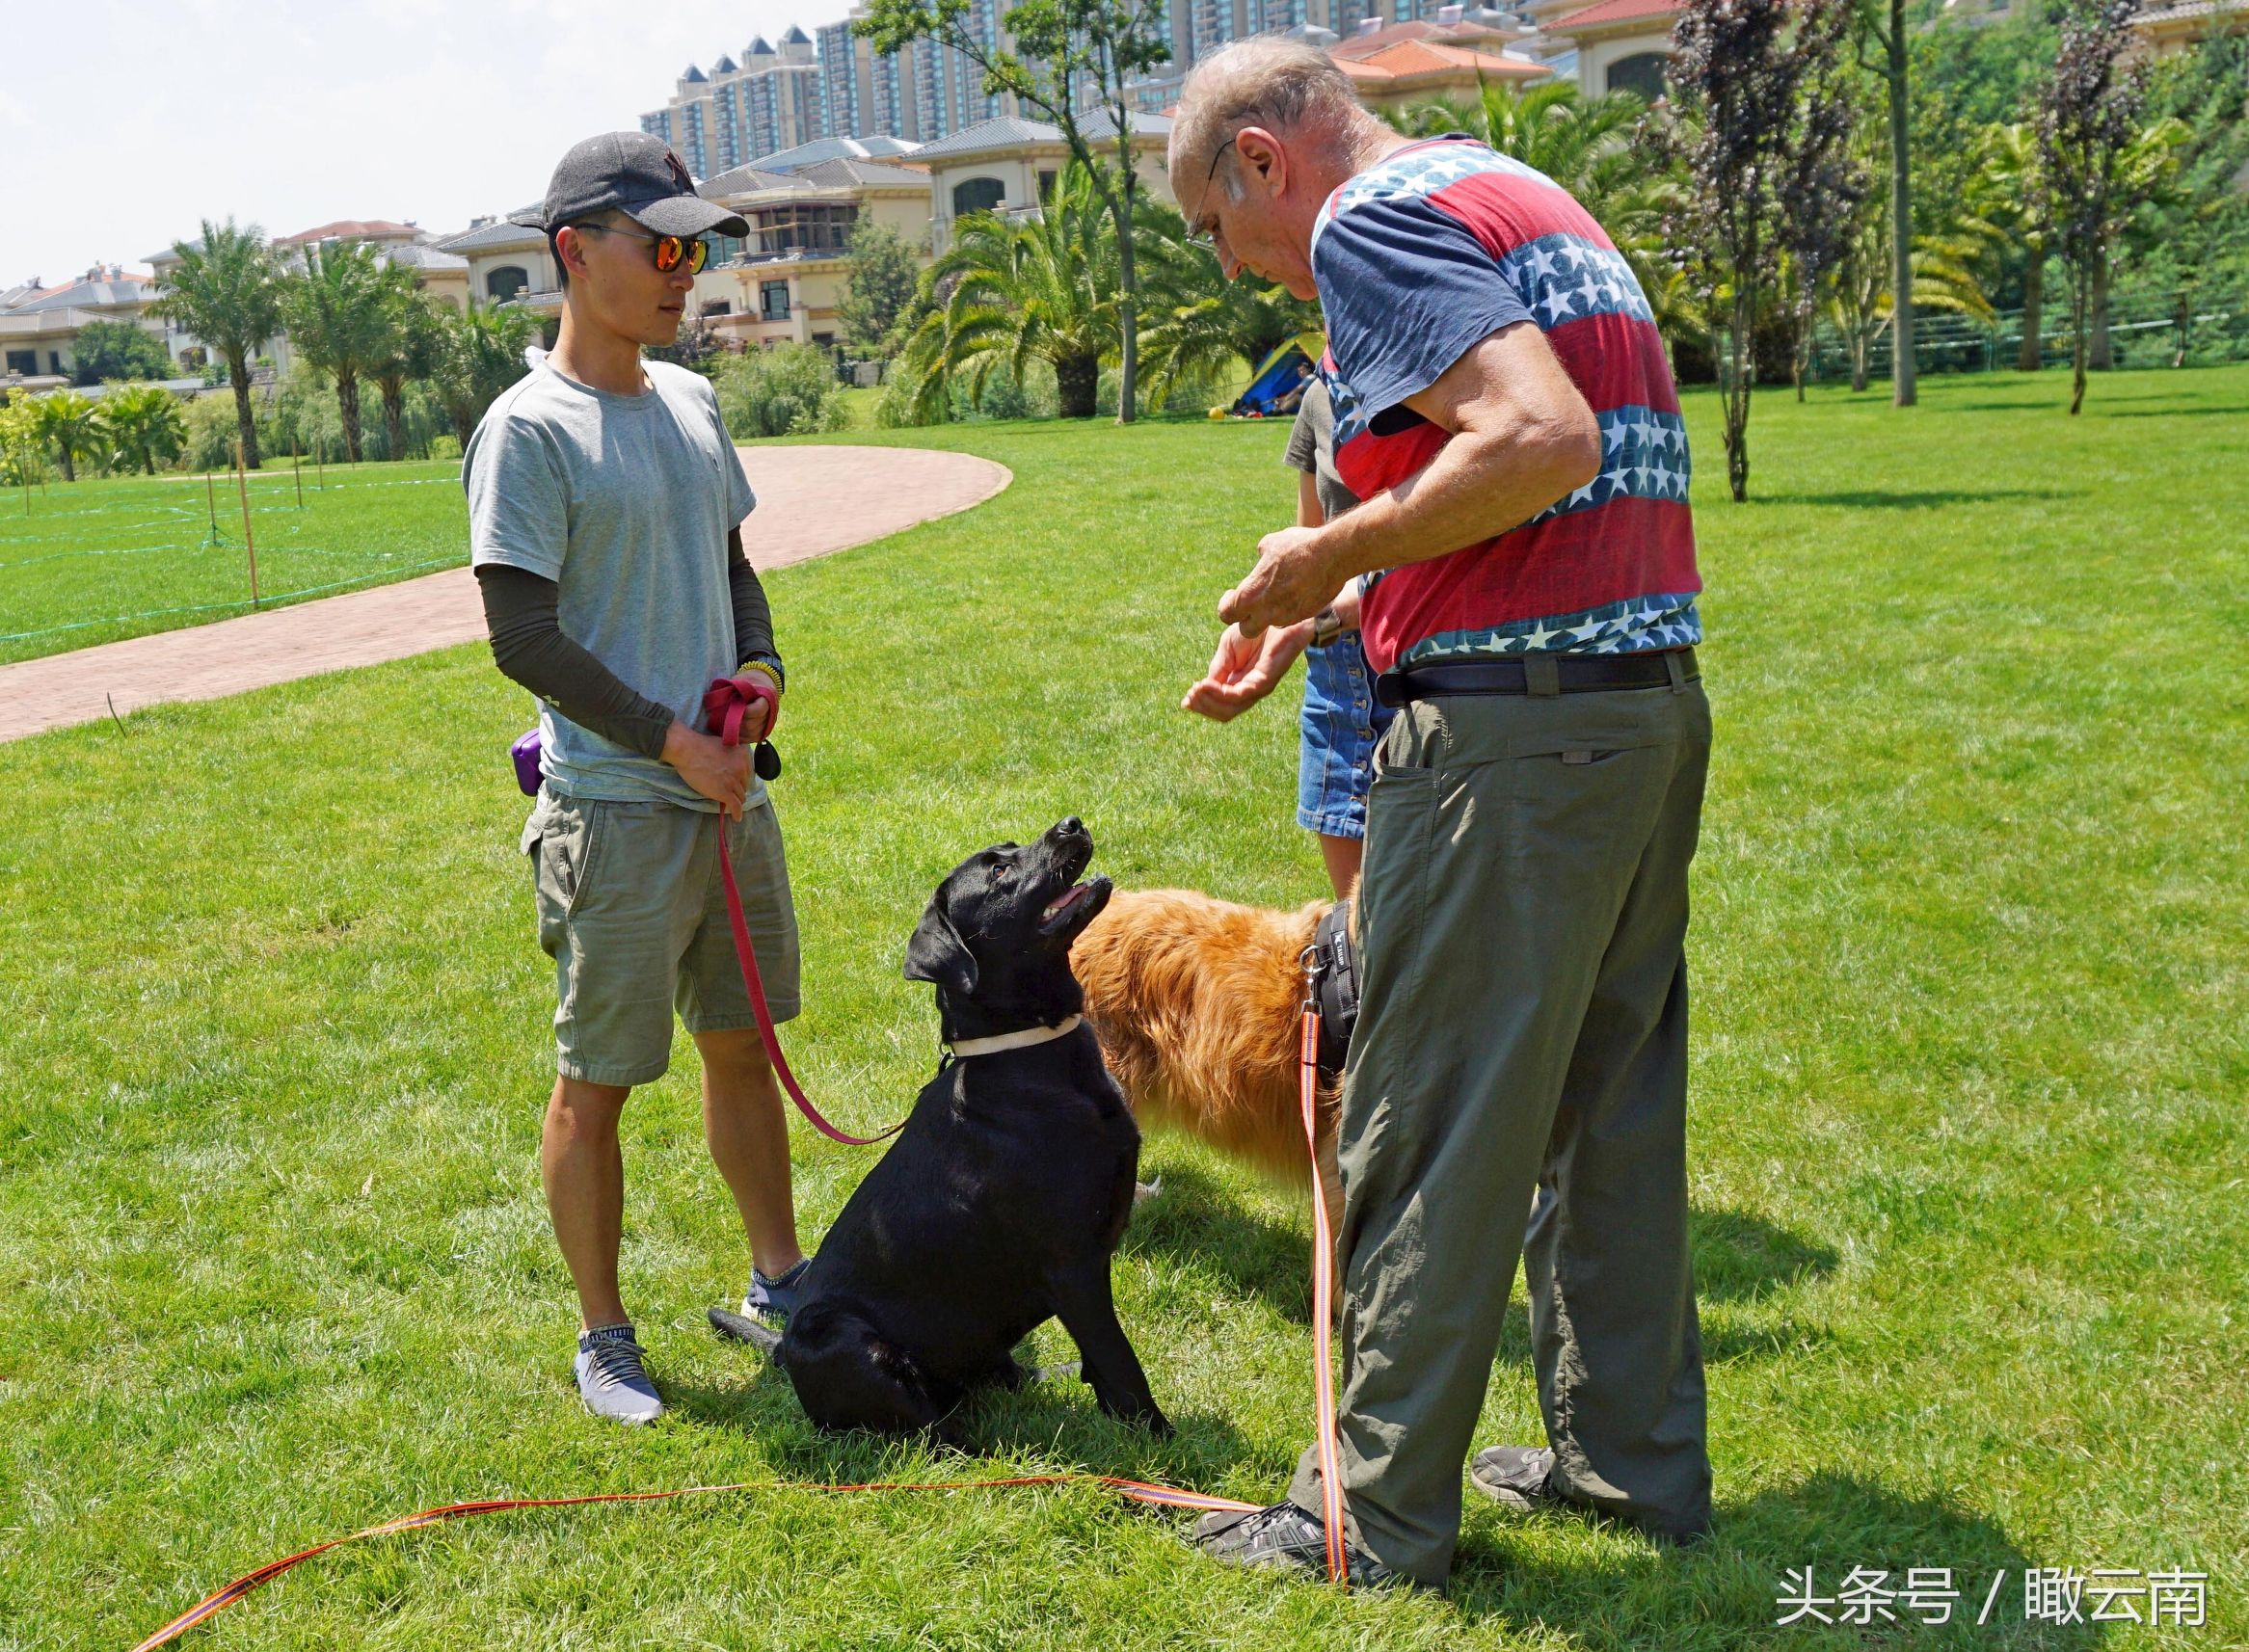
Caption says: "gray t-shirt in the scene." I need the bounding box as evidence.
[1284,379,1359,525]
[465,358,759,812]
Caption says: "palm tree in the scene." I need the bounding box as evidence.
[2088,118,2188,369]
[147,219,282,469]
[901,165,1119,419]
[1395,79,1677,309]
[430,303,540,447]
[282,241,415,464]
[1136,198,1323,408]
[1985,122,2053,371]
[33,389,110,482]
[96,383,188,475]
[368,292,447,461]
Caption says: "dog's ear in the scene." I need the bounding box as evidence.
[903,898,978,997]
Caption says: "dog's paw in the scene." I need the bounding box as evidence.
[1133,1177,1164,1207]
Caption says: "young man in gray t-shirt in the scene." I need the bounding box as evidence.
[464,132,811,1424]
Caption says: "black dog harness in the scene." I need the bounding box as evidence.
[1305,898,1360,1081]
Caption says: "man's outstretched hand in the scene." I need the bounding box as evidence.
[1218,524,1339,634]
[1183,621,1312,722]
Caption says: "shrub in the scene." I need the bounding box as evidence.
[712,344,849,438]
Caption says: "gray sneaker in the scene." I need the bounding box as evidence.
[574,1324,662,1425]
[740,1256,814,1324]
[1188,1501,1428,1591]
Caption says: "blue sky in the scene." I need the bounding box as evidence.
[4,0,839,285]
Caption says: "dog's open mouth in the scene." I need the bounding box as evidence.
[1038,882,1092,932]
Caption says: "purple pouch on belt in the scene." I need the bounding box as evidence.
[510,729,542,796]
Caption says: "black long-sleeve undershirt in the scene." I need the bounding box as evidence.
[478,534,782,760]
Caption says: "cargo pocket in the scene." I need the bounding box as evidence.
[532,798,604,955]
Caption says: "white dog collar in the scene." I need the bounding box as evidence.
[948,1015,1083,1058]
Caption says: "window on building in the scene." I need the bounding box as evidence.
[761,280,791,321]
[486,265,531,303]
[750,203,859,256]
[700,299,733,317]
[1606,52,1668,102]
[1038,170,1058,200]
[5,349,37,376]
[951,175,1006,218]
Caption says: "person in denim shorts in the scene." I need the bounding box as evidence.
[1186,377,1394,897]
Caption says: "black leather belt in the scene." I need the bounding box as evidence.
[1375,648,1697,708]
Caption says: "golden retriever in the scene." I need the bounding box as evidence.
[1071,889,1344,1239]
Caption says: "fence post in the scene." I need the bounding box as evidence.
[234,438,260,609]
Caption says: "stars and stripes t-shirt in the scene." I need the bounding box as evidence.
[1310,137,1701,675]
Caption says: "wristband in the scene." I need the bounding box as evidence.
[736,659,783,692]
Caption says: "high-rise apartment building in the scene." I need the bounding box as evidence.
[640,0,1533,177]
[640,28,828,178]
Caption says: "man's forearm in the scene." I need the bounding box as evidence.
[1311,424,1588,592]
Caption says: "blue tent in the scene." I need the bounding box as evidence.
[1229,340,1317,418]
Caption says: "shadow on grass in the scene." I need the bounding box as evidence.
[1693,1209,1837,1304]
[1125,1159,1320,1322]
[666,1327,1251,1490]
[1756,488,2070,509]
[1450,1472,2102,1647]
[2094,404,2249,418]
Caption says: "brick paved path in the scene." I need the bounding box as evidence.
[0,444,1007,743]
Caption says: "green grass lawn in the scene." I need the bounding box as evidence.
[1,365,2243,1649]
[0,459,468,666]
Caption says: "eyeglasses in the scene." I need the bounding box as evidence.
[1182,134,1241,252]
[572,222,710,274]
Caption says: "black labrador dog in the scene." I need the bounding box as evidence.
[712,817,1170,1442]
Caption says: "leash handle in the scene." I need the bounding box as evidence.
[703,677,902,1148]
[1301,979,1349,1587]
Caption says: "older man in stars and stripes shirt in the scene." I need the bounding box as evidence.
[1172,38,1715,1593]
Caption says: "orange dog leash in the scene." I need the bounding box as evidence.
[1300,978,1350,1586]
[127,1475,1263,1651]
[128,813,1353,1640]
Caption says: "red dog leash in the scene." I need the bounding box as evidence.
[700,676,901,1147]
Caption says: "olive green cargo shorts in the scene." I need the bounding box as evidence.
[520,789,801,1087]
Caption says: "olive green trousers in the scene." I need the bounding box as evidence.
[1289,669,1714,1586]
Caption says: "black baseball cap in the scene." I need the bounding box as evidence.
[508,132,748,239]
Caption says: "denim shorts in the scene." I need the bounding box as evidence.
[1298,637,1397,839]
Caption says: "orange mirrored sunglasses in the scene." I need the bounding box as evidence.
[574,223,710,274]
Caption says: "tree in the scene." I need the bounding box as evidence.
[1985,122,2052,369]
[96,383,188,474]
[430,303,539,447]
[68,320,172,386]
[33,389,110,482]
[838,221,924,357]
[858,0,1171,424]
[1666,0,1857,500]
[1854,0,1919,406]
[282,241,415,462]
[368,292,447,461]
[1397,79,1681,322]
[1137,197,1321,405]
[147,219,282,467]
[1773,58,1869,400]
[0,400,48,488]
[900,163,1120,419]
[2142,36,2249,365]
[2038,0,2153,414]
